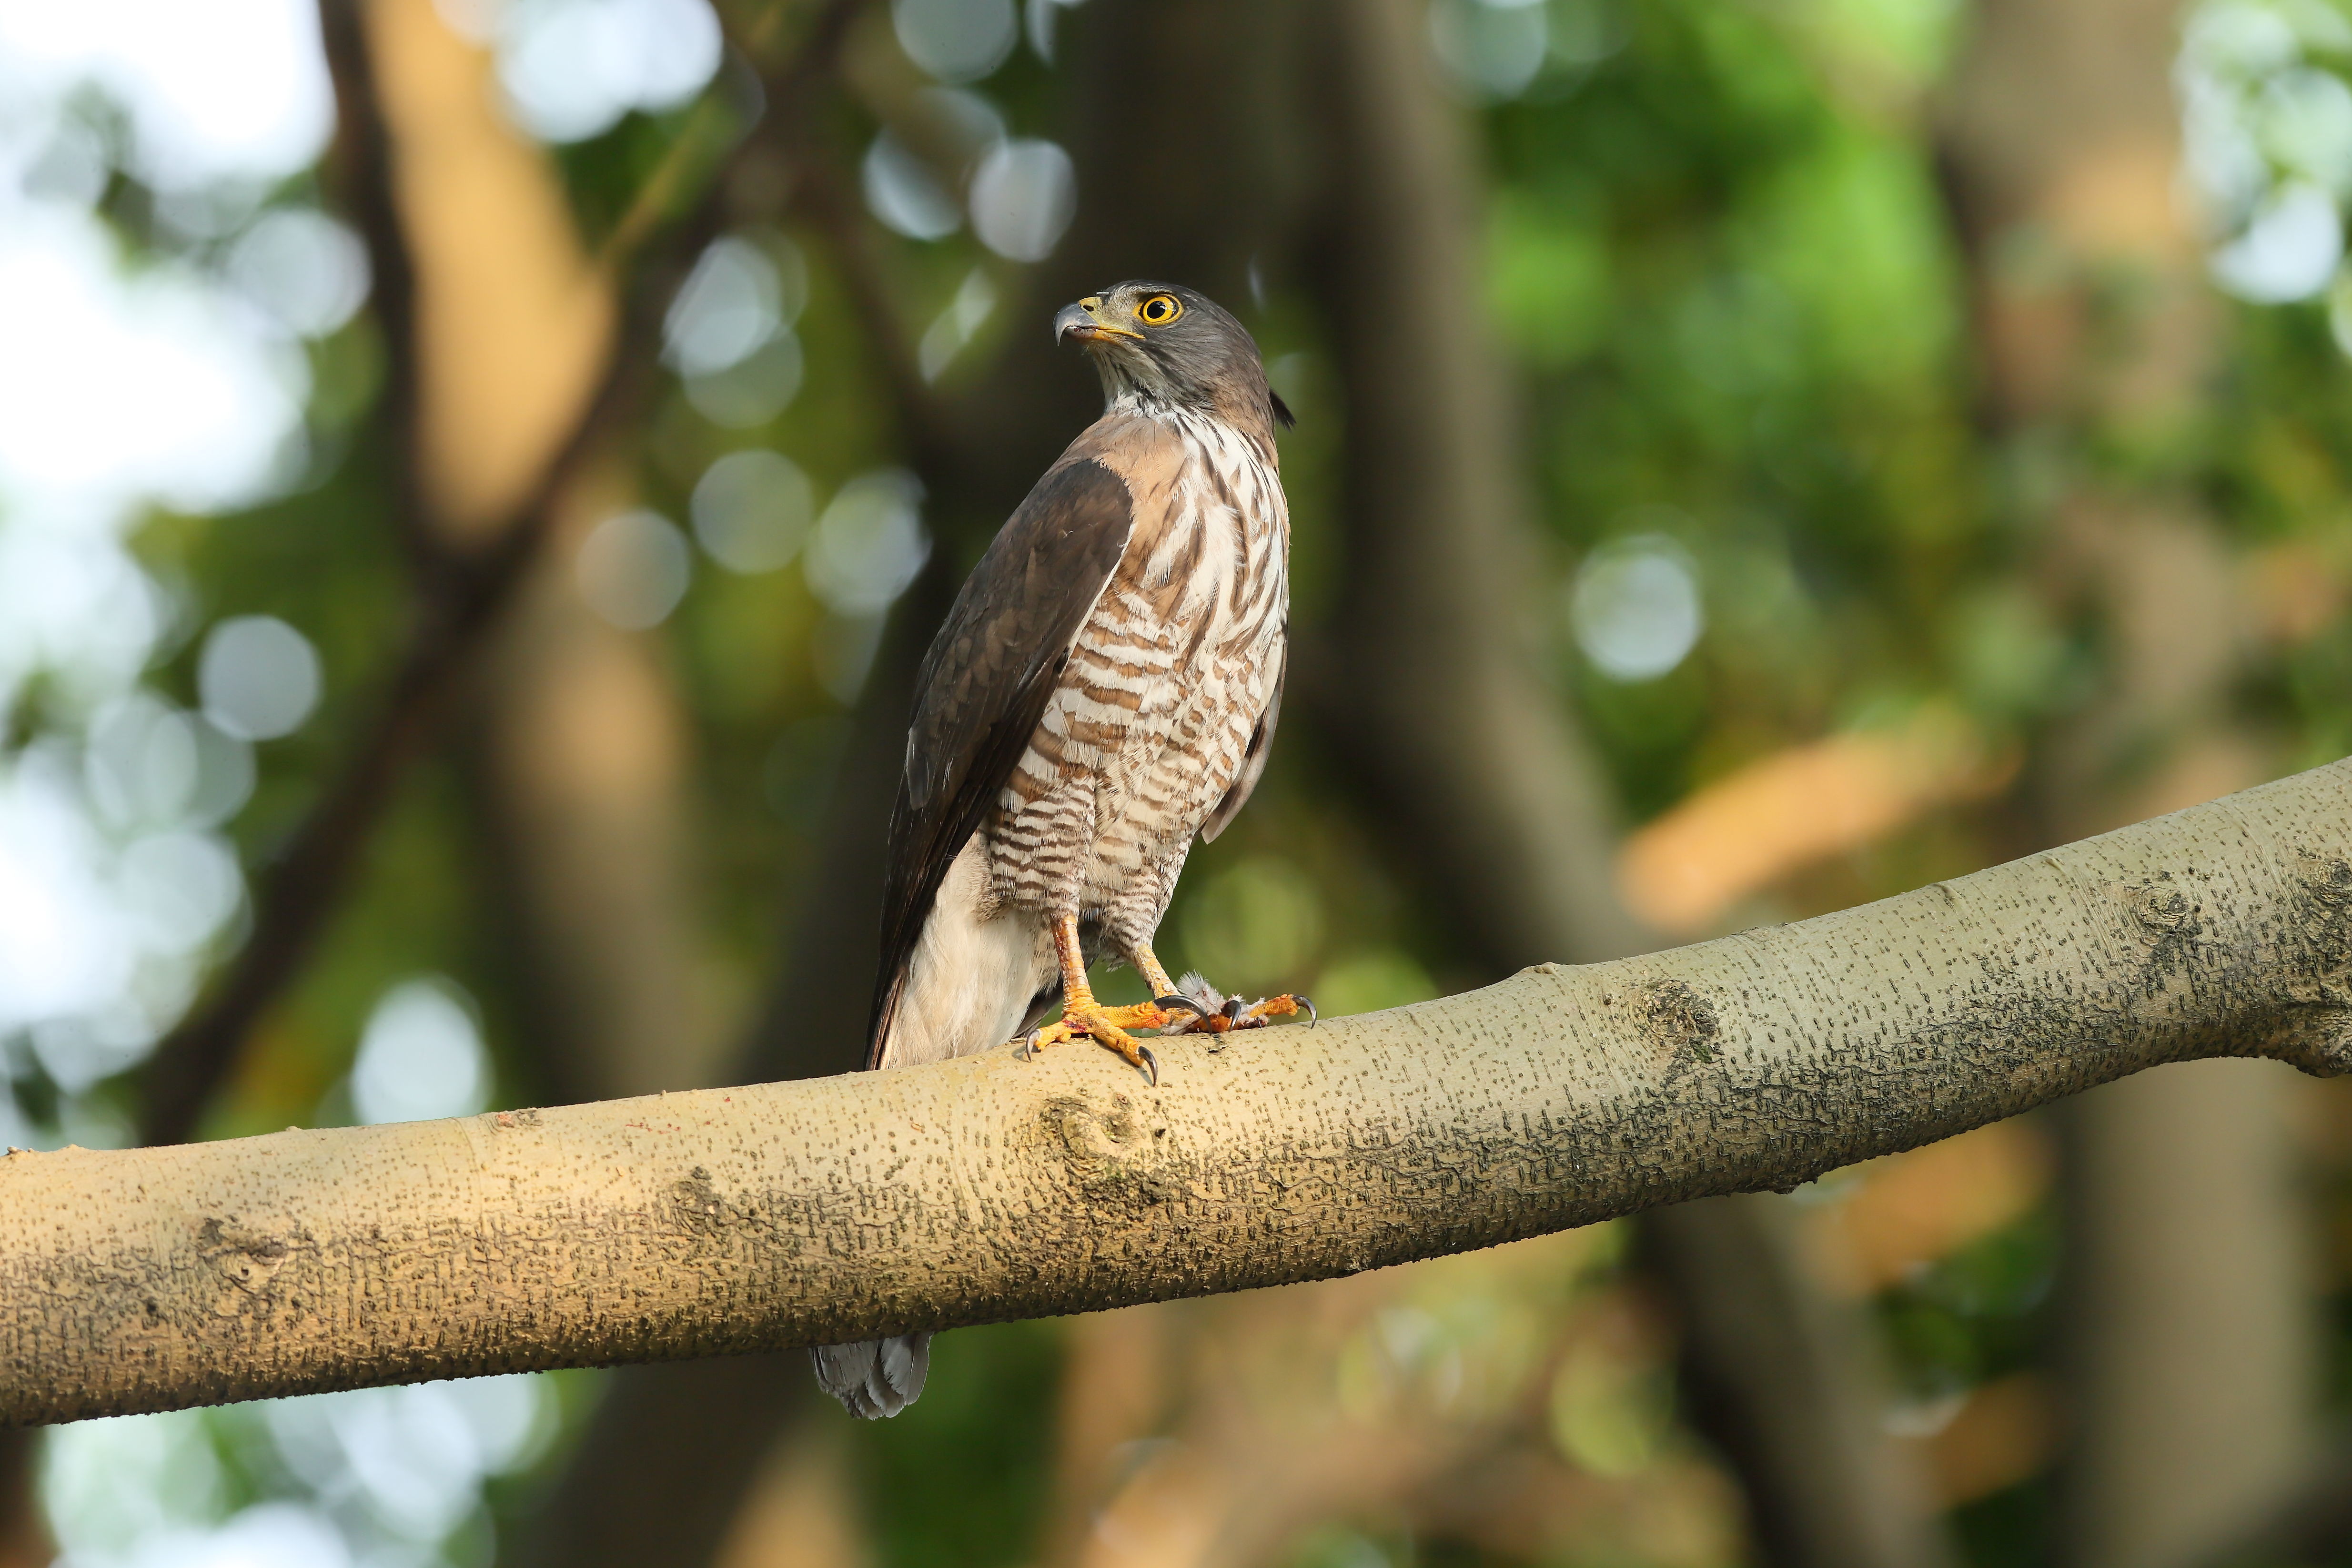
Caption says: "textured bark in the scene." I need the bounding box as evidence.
[2,763,2346,1427]
[1304,4,1952,1564]
[1939,0,2310,1558]
[366,0,615,539]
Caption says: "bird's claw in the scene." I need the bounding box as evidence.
[1154,993,1209,1018]
[1024,1007,1162,1087]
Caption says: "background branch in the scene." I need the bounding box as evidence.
[131,0,862,1147]
[314,0,435,583]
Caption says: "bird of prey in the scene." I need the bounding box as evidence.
[811,281,1309,1419]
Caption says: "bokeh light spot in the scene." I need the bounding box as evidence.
[350,977,490,1126]
[1429,0,1549,100]
[226,207,371,338]
[1569,533,1704,682]
[198,614,322,741]
[892,0,1017,83]
[685,332,803,427]
[575,509,692,629]
[495,0,723,143]
[2211,180,2342,301]
[803,470,930,616]
[969,139,1076,262]
[863,131,964,240]
[692,449,815,574]
[664,237,782,378]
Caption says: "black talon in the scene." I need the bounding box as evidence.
[1297,995,1317,1027]
[1223,996,1247,1022]
[1136,1043,1160,1088]
[1155,994,1208,1016]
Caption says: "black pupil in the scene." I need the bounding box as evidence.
[1146,299,1169,320]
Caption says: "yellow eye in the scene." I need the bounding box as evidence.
[1137,293,1182,325]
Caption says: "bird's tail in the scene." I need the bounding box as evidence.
[810,1333,933,1420]
[814,841,1050,1419]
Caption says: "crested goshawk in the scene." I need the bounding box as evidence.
[812,282,1309,1419]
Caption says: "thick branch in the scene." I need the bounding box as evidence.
[17,763,2350,1428]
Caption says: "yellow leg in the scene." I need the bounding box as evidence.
[1132,942,1182,1000]
[1021,917,1185,1084]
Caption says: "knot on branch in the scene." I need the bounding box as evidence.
[1043,1093,1179,1212]
[1634,979,1719,1065]
[2271,855,2352,1077]
[197,1217,302,1316]
[669,1166,729,1235]
[2120,872,2209,1000]
[2305,854,2352,911]
[2124,875,2197,934]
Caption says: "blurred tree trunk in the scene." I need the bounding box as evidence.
[462,468,729,1104]
[712,1413,872,1568]
[0,1433,46,1568]
[1297,4,1956,1567]
[1938,0,2314,1561]
[367,0,726,1105]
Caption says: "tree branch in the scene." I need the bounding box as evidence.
[314,0,438,583]
[18,762,2351,1426]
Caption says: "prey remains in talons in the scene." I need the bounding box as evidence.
[1157,973,1326,1034]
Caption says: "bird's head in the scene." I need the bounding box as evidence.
[1054,282,1293,435]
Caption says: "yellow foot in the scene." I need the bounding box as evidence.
[1020,1000,1183,1086]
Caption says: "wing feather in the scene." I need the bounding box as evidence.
[866,457,1134,1067]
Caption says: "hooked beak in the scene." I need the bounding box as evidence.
[1054,296,1143,347]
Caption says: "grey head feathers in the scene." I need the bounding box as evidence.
[1053,281,1293,440]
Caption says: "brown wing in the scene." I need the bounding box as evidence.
[866,457,1134,1068]
[1198,635,1284,844]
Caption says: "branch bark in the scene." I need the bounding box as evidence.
[7,762,2348,1427]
